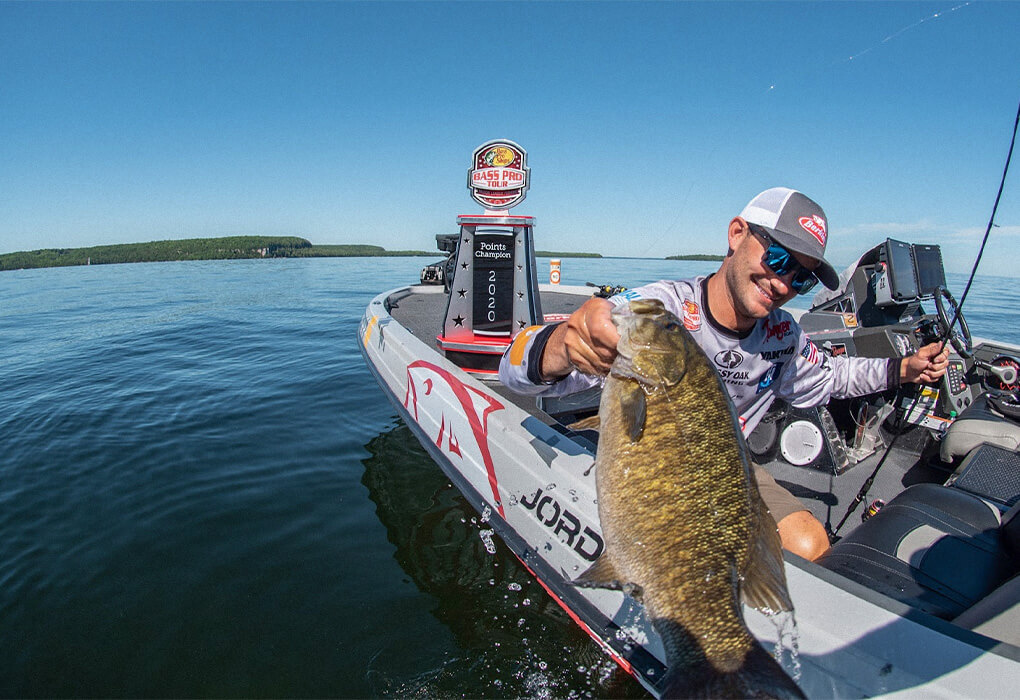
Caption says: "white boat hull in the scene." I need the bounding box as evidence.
[360,284,1020,697]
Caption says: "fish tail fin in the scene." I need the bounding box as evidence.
[741,477,794,614]
[659,644,804,700]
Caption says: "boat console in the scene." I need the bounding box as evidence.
[750,237,1020,482]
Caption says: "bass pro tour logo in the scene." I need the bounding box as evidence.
[467,139,530,210]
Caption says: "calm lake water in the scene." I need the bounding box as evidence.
[2,256,1018,698]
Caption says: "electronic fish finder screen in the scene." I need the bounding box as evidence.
[912,244,947,297]
[884,238,919,301]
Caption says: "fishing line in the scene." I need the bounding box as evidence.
[841,2,972,65]
[830,96,1020,541]
[938,97,1020,353]
[766,2,973,94]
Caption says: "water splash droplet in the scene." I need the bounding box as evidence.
[478,529,496,555]
[770,610,802,682]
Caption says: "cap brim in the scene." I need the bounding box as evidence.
[765,227,840,291]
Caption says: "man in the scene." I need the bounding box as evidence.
[499,187,950,561]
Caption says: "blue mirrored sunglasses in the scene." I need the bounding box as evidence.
[751,227,820,295]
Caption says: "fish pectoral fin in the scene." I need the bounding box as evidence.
[621,581,644,602]
[740,491,795,614]
[568,414,601,433]
[618,382,647,442]
[573,555,627,591]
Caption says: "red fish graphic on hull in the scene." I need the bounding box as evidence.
[404,360,506,517]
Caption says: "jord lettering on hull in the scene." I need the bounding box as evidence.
[520,487,604,562]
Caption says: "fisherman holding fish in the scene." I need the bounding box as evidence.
[500,187,950,562]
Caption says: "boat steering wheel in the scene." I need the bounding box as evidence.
[932,286,973,358]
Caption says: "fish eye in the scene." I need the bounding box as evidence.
[663,320,680,331]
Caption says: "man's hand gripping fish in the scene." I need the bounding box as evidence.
[576,299,804,699]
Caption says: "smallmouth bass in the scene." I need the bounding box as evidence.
[577,299,803,699]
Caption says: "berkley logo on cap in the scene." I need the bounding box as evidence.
[798,214,827,246]
[468,140,530,210]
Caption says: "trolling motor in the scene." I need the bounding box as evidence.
[420,233,460,290]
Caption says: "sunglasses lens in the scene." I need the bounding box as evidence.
[761,236,818,294]
[791,269,819,294]
[763,242,795,276]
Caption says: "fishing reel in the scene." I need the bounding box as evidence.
[586,282,628,298]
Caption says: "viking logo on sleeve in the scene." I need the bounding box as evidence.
[609,289,643,306]
[756,363,783,393]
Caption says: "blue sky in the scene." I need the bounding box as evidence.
[2,1,1018,276]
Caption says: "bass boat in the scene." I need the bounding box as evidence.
[359,141,1020,697]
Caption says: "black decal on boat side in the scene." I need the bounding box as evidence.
[520,488,604,562]
[576,527,605,562]
[520,488,542,509]
[537,495,561,526]
[553,510,581,546]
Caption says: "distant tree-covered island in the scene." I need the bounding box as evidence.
[0,236,605,271]
[535,250,602,258]
[665,253,725,261]
[0,236,432,271]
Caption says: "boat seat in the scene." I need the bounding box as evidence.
[953,573,1020,645]
[940,392,1020,463]
[815,483,1019,620]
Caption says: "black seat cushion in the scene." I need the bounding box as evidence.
[816,484,1017,619]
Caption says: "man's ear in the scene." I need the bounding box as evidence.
[727,217,749,254]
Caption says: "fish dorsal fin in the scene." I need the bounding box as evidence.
[740,489,795,614]
[618,381,647,442]
[568,414,601,433]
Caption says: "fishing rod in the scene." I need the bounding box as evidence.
[938,98,1020,356]
[829,97,1020,541]
[828,389,916,540]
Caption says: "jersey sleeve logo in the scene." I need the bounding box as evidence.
[800,341,820,365]
[682,299,701,331]
[609,289,643,306]
[756,362,783,393]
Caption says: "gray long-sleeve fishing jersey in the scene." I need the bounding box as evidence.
[498,276,900,436]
